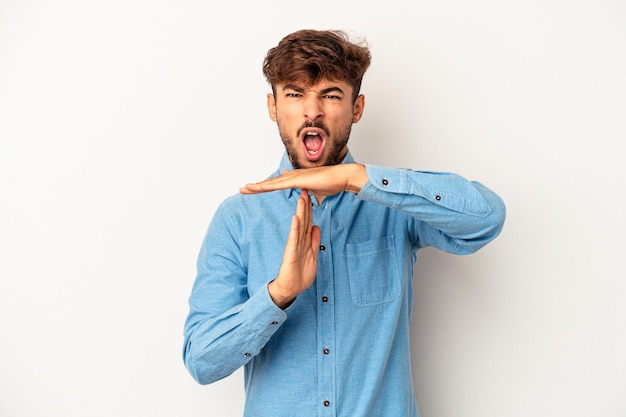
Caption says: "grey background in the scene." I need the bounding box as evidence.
[1,0,624,416]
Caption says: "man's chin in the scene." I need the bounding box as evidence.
[294,161,323,169]
[290,154,327,169]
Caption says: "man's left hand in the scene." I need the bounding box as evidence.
[240,163,369,198]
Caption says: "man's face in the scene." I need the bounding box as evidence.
[267,79,365,169]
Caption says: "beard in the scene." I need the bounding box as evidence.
[278,120,352,169]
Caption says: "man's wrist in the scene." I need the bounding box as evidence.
[346,163,369,194]
[268,279,296,310]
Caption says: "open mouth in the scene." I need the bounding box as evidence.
[301,128,326,162]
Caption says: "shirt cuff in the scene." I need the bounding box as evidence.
[361,164,411,194]
[359,164,492,217]
[243,282,288,339]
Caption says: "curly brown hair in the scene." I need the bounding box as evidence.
[262,29,372,102]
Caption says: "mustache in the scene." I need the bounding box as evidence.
[297,121,330,137]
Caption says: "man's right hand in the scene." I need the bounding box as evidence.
[268,189,321,309]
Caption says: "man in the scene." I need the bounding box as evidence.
[183,29,505,416]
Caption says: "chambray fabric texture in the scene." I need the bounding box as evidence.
[183,150,505,417]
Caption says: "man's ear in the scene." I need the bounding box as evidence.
[352,94,365,123]
[267,93,277,122]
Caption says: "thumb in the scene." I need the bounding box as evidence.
[311,225,321,250]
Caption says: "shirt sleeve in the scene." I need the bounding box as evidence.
[356,164,506,254]
[182,203,287,385]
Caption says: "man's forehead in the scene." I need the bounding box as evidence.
[278,80,352,94]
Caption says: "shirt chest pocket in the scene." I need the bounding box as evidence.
[346,236,402,306]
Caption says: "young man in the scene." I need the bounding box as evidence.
[183,29,506,416]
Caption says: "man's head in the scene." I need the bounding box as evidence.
[263,30,372,168]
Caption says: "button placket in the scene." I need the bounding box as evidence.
[315,198,335,415]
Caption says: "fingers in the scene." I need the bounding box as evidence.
[240,165,353,197]
[285,190,313,255]
[240,171,294,194]
[240,168,320,195]
[310,225,321,252]
[297,190,312,245]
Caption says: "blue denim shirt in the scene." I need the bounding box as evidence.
[183,150,505,417]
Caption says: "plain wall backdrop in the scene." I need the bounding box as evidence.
[1,0,625,416]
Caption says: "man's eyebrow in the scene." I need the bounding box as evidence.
[282,84,305,93]
[282,84,345,95]
[318,86,345,96]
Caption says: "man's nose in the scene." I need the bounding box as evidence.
[303,93,323,120]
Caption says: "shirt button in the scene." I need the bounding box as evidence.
[244,352,251,357]
[323,347,330,355]
[270,321,278,325]
[322,295,329,303]
[323,400,330,407]
[319,244,325,251]
[382,178,389,186]
[435,195,442,201]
